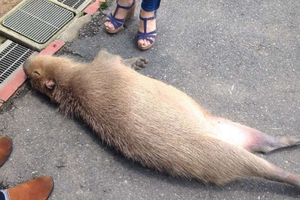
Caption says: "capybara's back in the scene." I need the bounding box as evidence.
[23,50,300,189]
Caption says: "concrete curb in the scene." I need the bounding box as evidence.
[59,14,93,43]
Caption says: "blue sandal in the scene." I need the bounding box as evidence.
[137,11,157,50]
[105,0,136,34]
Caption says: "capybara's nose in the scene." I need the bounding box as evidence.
[23,53,38,74]
[23,54,37,76]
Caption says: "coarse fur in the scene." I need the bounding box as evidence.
[23,50,300,188]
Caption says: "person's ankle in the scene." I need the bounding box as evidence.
[140,9,155,18]
[118,0,134,6]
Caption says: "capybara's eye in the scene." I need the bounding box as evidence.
[33,71,40,76]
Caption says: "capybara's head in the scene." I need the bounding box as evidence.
[23,55,65,97]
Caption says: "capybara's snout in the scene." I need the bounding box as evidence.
[23,54,38,77]
[23,58,30,76]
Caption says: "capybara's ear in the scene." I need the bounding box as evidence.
[46,79,55,90]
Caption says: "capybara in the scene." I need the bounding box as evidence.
[23,50,300,188]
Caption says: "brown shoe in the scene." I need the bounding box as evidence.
[7,176,54,200]
[0,136,12,167]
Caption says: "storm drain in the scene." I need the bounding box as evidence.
[2,0,75,44]
[0,40,33,85]
[58,0,86,9]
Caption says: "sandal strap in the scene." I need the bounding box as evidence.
[107,0,136,30]
[137,30,157,44]
[106,13,125,29]
[139,11,157,34]
[139,10,157,21]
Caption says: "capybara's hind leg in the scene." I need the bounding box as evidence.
[263,164,300,188]
[209,116,300,153]
[213,161,300,188]
[199,136,300,188]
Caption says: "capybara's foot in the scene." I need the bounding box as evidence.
[123,57,149,70]
[0,136,12,167]
[1,176,54,200]
[270,168,300,189]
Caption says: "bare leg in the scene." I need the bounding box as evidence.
[208,115,300,153]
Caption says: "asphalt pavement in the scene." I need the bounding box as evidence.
[1,0,300,199]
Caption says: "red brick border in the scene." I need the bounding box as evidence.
[0,69,27,102]
[0,41,65,107]
[40,41,65,55]
[84,0,101,15]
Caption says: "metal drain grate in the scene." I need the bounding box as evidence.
[0,40,33,84]
[58,0,86,9]
[2,0,75,44]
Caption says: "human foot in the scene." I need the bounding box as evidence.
[105,0,136,33]
[137,9,157,50]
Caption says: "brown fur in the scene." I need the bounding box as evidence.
[23,50,300,188]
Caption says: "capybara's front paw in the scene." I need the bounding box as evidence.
[124,57,149,70]
[132,58,149,70]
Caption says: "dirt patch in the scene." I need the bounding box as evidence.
[78,12,107,39]
[0,0,24,18]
